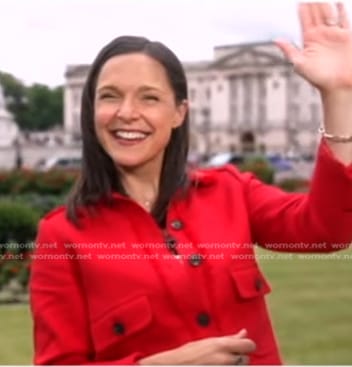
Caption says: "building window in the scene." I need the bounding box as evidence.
[201,108,211,133]
[290,104,300,121]
[230,104,237,126]
[292,82,300,94]
[218,84,223,92]
[258,104,266,123]
[201,107,211,120]
[272,80,280,89]
[205,88,211,100]
[189,89,196,101]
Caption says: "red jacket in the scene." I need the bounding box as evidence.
[30,140,352,365]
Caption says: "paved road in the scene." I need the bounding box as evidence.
[0,145,81,170]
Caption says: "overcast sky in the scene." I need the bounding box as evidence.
[0,0,351,87]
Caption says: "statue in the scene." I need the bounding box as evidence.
[0,83,19,147]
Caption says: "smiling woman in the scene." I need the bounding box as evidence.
[65,37,190,224]
[93,53,187,192]
[29,3,352,365]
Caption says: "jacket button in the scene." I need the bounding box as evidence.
[255,278,263,291]
[197,312,211,327]
[170,220,183,230]
[165,235,178,251]
[113,322,125,335]
[189,254,203,267]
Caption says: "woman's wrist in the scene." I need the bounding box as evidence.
[321,90,352,132]
[320,89,352,164]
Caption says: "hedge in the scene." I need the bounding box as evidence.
[0,169,77,195]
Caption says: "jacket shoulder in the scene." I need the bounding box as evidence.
[191,164,249,186]
[41,205,67,223]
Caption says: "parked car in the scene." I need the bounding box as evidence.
[35,156,82,171]
[206,153,245,167]
[266,154,294,172]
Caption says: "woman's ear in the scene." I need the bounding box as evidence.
[172,100,188,128]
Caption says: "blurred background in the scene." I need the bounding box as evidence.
[0,0,351,364]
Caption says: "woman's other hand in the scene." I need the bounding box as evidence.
[138,329,256,365]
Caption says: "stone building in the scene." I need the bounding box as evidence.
[64,41,322,157]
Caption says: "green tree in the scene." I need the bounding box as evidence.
[22,84,63,131]
[0,71,63,131]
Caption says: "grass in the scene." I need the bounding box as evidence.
[258,247,352,365]
[0,304,33,364]
[0,248,352,365]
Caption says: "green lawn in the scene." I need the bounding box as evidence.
[0,304,33,364]
[0,248,351,365]
[258,247,352,365]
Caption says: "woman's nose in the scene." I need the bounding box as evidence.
[115,97,139,121]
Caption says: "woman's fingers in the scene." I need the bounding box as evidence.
[300,2,350,29]
[337,2,351,28]
[218,336,256,355]
[216,353,249,366]
[233,328,247,339]
[233,354,250,365]
[317,2,339,26]
[274,39,302,65]
[299,3,315,32]
[311,3,323,26]
[232,338,256,354]
[298,3,349,31]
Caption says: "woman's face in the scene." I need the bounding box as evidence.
[94,53,187,171]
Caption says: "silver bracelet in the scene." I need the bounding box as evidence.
[318,126,352,143]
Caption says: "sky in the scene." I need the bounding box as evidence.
[0,0,351,87]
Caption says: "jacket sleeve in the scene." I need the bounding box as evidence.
[238,139,352,252]
[29,218,144,365]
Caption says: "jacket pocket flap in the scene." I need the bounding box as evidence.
[92,295,152,352]
[230,266,271,300]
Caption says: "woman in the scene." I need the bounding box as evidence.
[30,3,352,365]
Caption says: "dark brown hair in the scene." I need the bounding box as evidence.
[66,36,190,226]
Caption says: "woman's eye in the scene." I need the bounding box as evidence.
[143,95,159,101]
[99,93,119,100]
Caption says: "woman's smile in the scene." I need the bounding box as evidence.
[110,129,152,146]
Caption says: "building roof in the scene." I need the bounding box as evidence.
[64,40,288,79]
[214,40,274,51]
[65,64,91,78]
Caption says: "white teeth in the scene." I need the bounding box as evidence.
[115,131,148,140]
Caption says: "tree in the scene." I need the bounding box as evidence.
[0,71,63,131]
[22,84,63,131]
